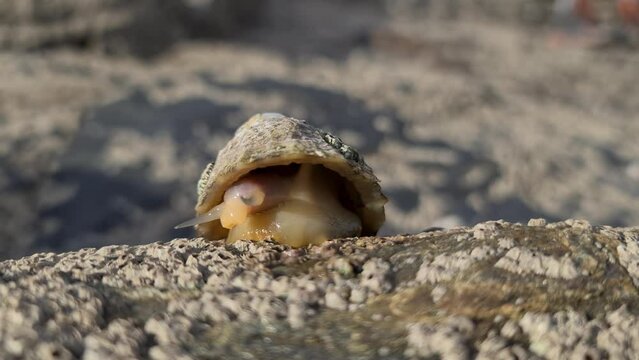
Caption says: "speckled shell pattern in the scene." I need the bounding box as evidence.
[195,113,387,240]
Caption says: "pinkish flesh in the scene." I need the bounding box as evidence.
[175,164,362,247]
[225,164,362,246]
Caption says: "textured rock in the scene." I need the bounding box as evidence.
[0,220,637,358]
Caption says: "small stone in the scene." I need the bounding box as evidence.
[473,222,501,240]
[332,257,354,278]
[287,302,306,329]
[431,285,447,303]
[360,259,393,294]
[527,218,547,227]
[565,219,592,230]
[500,320,522,339]
[406,322,470,360]
[325,291,348,311]
[349,286,368,304]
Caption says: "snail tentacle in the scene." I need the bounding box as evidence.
[174,203,223,229]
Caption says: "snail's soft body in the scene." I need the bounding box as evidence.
[176,113,387,247]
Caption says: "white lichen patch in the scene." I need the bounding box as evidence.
[617,232,639,287]
[497,237,515,250]
[405,317,474,360]
[431,285,447,303]
[564,219,592,230]
[494,247,580,279]
[527,218,547,227]
[472,221,503,240]
[416,246,501,284]
[84,319,146,360]
[598,306,639,359]
[518,307,639,359]
[476,334,533,360]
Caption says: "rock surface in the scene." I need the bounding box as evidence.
[0,220,638,359]
[0,1,638,261]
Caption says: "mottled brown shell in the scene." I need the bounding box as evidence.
[195,113,387,240]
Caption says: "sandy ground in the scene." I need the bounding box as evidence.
[0,1,638,259]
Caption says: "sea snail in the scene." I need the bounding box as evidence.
[175,113,387,247]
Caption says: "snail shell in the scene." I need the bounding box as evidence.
[177,113,387,247]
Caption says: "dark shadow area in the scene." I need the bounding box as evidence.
[236,0,385,60]
[386,188,420,212]
[1,0,266,59]
[34,91,240,251]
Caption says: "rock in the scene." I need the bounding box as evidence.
[0,221,636,358]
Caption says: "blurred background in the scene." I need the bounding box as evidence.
[0,0,638,260]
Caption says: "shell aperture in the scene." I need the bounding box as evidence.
[219,171,291,228]
[225,164,362,246]
[176,163,363,246]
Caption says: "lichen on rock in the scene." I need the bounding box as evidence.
[0,220,637,358]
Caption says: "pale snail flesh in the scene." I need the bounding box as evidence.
[176,164,362,247]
